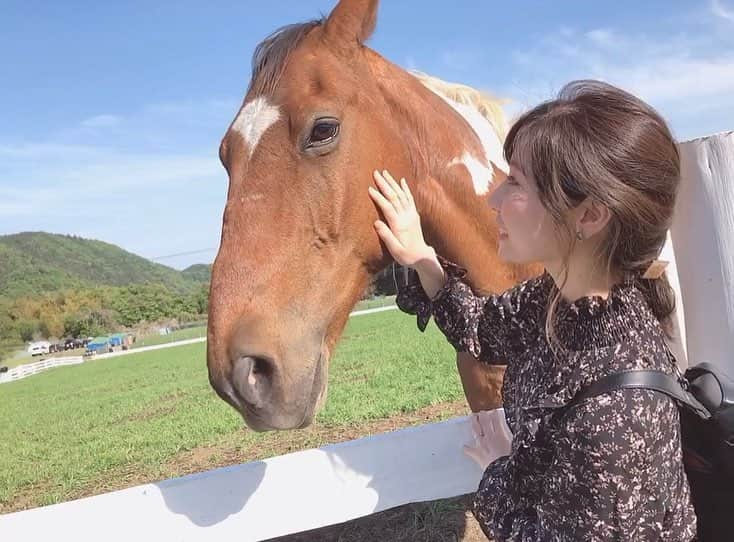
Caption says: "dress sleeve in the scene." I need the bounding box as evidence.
[395,256,542,363]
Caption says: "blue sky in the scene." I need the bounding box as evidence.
[2,0,733,269]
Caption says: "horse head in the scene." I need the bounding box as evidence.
[208,0,540,430]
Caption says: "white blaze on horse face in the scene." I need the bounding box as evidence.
[232,96,281,158]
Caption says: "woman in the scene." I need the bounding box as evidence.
[368,80,696,540]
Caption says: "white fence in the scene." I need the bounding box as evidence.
[672,132,734,370]
[0,131,732,541]
[0,355,84,384]
[0,338,207,385]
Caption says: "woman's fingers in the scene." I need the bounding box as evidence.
[373,170,403,211]
[487,410,499,437]
[375,169,415,212]
[383,170,413,210]
[478,411,494,441]
[498,414,513,440]
[381,170,409,208]
[368,186,399,224]
[400,177,415,206]
[369,168,433,269]
[471,414,483,441]
[373,220,405,262]
[462,443,484,467]
[475,409,507,443]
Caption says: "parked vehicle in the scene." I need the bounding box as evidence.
[27,341,51,356]
[64,338,85,350]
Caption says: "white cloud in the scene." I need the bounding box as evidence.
[0,142,99,158]
[0,96,235,267]
[612,56,734,103]
[585,29,621,49]
[712,0,734,21]
[0,143,220,219]
[80,114,122,129]
[0,139,226,271]
[503,24,734,138]
[440,49,481,71]
[0,186,59,216]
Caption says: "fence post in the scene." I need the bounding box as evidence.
[672,132,734,373]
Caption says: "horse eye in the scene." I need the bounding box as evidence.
[307,119,339,147]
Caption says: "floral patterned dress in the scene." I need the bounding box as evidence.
[396,257,697,541]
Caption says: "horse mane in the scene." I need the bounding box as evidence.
[410,71,509,141]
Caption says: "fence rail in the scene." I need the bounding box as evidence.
[0,356,84,384]
[0,339,207,385]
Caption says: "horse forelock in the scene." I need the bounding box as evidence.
[249,19,325,97]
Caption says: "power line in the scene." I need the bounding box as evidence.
[149,248,218,261]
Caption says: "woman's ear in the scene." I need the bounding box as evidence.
[574,198,612,240]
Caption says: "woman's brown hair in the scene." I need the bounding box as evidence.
[503,80,680,343]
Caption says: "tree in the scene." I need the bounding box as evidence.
[17,320,37,343]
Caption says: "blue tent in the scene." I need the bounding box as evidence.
[86,336,110,353]
[108,333,128,347]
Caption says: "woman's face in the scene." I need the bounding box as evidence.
[488,161,567,267]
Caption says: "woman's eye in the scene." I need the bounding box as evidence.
[308,120,339,146]
[506,176,519,186]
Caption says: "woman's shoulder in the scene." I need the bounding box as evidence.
[495,270,552,308]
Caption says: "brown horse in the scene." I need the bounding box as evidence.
[207,0,542,431]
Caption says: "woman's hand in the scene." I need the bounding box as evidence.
[368,169,436,269]
[463,408,513,471]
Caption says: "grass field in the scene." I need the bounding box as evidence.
[2,297,398,370]
[353,294,397,311]
[0,309,465,514]
[131,324,207,348]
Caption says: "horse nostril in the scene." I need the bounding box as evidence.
[231,355,275,408]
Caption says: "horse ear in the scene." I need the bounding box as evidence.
[324,0,378,49]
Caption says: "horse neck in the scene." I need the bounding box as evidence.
[368,52,539,292]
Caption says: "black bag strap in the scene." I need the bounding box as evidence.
[570,369,712,420]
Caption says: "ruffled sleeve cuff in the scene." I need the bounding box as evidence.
[394,255,468,332]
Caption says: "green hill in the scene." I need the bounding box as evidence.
[181,263,212,283]
[0,232,209,299]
